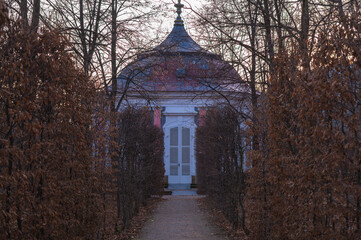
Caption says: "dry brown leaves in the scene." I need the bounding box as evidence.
[197,197,248,240]
[108,197,164,240]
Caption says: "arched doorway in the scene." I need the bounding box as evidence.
[164,115,196,187]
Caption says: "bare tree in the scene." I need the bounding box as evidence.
[30,0,40,31]
[14,0,40,31]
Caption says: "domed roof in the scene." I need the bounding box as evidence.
[117,1,242,92]
[154,20,206,54]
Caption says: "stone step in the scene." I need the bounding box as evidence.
[167,183,191,190]
[171,190,198,196]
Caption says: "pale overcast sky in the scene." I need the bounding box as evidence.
[155,0,207,35]
[183,0,206,9]
[138,0,207,49]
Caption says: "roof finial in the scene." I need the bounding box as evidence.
[174,0,184,26]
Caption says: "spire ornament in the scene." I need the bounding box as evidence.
[174,0,184,26]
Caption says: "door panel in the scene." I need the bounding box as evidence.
[170,165,178,176]
[182,127,190,145]
[168,126,192,184]
[182,165,190,176]
[169,127,179,177]
[181,127,191,178]
[170,148,178,163]
[182,147,190,163]
[170,127,178,145]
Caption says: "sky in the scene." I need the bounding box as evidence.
[153,0,207,41]
[182,0,207,10]
[157,0,206,25]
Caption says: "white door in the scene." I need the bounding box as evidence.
[168,126,191,184]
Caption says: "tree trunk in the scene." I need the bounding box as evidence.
[111,0,117,111]
[30,0,40,32]
[250,33,259,150]
[20,0,27,27]
[300,0,309,68]
[274,0,284,52]
[110,0,121,223]
[262,0,275,73]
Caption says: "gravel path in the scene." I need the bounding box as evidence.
[137,195,228,240]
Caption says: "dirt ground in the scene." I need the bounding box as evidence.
[137,195,228,240]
